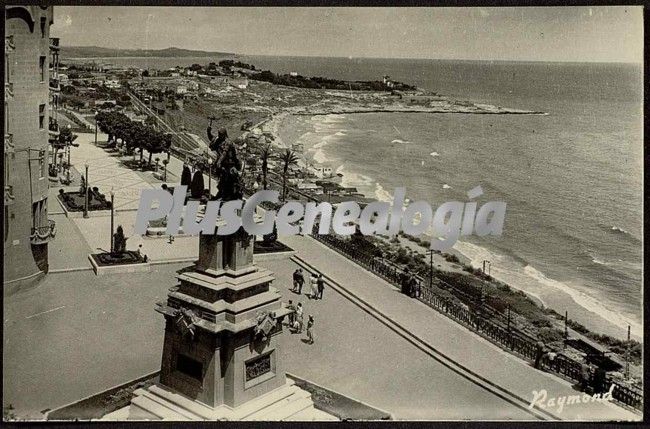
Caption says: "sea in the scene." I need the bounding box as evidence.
[81,55,643,340]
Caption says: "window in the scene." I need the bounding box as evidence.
[32,202,40,230]
[176,354,202,381]
[40,17,46,38]
[39,56,46,82]
[39,104,45,129]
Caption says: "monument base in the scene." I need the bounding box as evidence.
[114,378,336,421]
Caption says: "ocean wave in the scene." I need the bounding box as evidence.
[334,131,348,137]
[521,264,643,337]
[374,183,394,203]
[391,139,411,144]
[442,184,452,189]
[454,240,642,337]
[320,114,346,124]
[430,151,440,157]
[600,223,641,245]
[336,164,375,192]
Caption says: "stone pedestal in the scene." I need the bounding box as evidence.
[126,222,325,420]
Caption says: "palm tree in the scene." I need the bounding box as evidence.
[279,149,299,201]
[259,144,272,191]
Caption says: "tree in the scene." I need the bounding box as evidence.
[190,170,205,199]
[145,129,171,168]
[259,144,272,191]
[279,149,299,201]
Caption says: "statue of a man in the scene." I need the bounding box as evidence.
[207,125,243,201]
[112,225,127,255]
[79,174,86,196]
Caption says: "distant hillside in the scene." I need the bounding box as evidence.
[60,46,234,58]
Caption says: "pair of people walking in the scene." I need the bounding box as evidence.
[286,302,314,343]
[309,273,325,300]
[287,301,304,332]
[292,269,305,294]
[292,269,325,300]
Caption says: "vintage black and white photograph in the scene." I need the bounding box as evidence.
[2,4,644,422]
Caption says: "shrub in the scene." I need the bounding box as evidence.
[537,327,565,344]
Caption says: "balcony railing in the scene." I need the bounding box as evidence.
[48,120,60,139]
[30,219,56,245]
[4,185,15,206]
[308,228,644,412]
[5,35,15,53]
[5,82,13,98]
[49,37,60,50]
[49,78,60,92]
[5,133,14,153]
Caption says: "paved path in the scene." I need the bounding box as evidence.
[4,257,532,421]
[279,234,639,421]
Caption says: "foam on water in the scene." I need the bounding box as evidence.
[453,239,643,337]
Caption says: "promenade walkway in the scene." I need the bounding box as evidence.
[280,234,640,421]
[32,130,639,421]
[4,258,531,421]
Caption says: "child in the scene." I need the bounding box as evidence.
[295,303,304,333]
[306,315,315,344]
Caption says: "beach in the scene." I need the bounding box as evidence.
[267,104,642,342]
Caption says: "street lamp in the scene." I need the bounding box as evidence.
[207,157,213,197]
[83,162,89,218]
[110,188,115,254]
[94,111,98,145]
[66,124,71,182]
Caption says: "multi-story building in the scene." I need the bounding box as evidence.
[4,6,56,290]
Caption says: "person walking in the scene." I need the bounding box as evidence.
[534,340,545,369]
[306,315,315,344]
[292,269,301,291]
[580,362,592,392]
[409,274,419,298]
[295,303,304,333]
[309,273,318,299]
[295,269,305,294]
[287,300,296,326]
[316,274,325,300]
[401,268,411,296]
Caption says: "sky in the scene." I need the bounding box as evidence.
[51,6,643,63]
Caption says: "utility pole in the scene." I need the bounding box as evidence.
[84,162,89,219]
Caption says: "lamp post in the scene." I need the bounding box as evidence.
[207,157,213,197]
[66,124,71,182]
[83,162,89,218]
[110,188,115,254]
[94,111,98,145]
